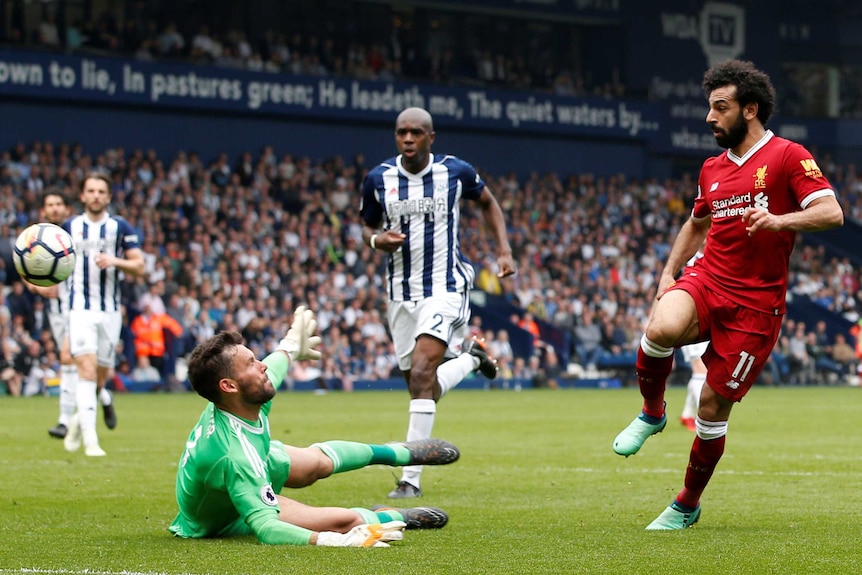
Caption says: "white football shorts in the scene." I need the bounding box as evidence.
[68,309,123,367]
[387,292,471,371]
[681,340,709,362]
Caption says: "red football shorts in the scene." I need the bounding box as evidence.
[669,274,782,402]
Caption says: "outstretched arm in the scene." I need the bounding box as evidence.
[242,492,404,546]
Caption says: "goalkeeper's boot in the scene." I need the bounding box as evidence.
[372,505,448,529]
[645,501,701,530]
[387,481,422,499]
[613,406,667,457]
[400,438,460,466]
[463,335,498,379]
[48,423,68,439]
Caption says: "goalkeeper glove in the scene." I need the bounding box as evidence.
[277,305,322,362]
[316,521,406,548]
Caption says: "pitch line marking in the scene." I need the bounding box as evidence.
[2,569,218,575]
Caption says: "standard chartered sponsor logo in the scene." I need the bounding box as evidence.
[712,192,750,218]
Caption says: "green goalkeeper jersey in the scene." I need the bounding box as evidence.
[169,356,314,545]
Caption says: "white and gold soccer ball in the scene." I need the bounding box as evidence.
[13,223,76,287]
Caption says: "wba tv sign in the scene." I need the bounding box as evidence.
[661,1,746,66]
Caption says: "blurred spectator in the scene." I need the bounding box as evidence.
[157,22,185,57]
[1,323,23,396]
[14,339,43,396]
[321,355,353,392]
[190,24,220,63]
[22,342,57,396]
[517,311,541,343]
[599,315,630,362]
[131,354,161,383]
[573,308,602,372]
[6,282,34,335]
[291,359,323,388]
[819,332,857,383]
[540,347,562,388]
[130,304,184,381]
[112,355,132,391]
[38,14,60,47]
[138,280,167,315]
[787,322,811,384]
[511,356,533,381]
[761,337,790,386]
[489,329,514,365]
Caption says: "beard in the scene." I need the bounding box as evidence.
[713,110,748,149]
[241,381,276,405]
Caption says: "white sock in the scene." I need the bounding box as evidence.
[58,365,78,427]
[76,380,99,442]
[98,386,112,406]
[437,354,475,398]
[82,427,101,449]
[400,398,436,488]
[682,374,706,419]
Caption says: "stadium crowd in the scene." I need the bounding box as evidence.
[2,140,861,396]
[3,1,624,100]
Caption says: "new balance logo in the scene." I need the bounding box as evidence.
[724,380,740,389]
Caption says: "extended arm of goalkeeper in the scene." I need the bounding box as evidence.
[315,521,406,548]
[277,305,323,363]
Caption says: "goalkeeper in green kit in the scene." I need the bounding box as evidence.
[170,306,459,547]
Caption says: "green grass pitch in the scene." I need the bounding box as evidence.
[1,386,860,575]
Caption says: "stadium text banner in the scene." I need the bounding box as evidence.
[0,50,834,155]
[0,50,667,140]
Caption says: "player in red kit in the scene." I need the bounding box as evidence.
[612,59,844,529]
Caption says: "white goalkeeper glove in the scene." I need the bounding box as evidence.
[316,521,406,548]
[277,305,322,362]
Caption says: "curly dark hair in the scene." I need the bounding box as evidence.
[702,59,776,126]
[187,331,244,403]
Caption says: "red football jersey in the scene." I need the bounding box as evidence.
[690,131,835,314]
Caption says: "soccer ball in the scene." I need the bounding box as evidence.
[13,223,76,287]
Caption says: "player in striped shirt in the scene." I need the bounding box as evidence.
[21,189,117,438]
[62,172,145,456]
[360,107,516,498]
[171,308,456,546]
